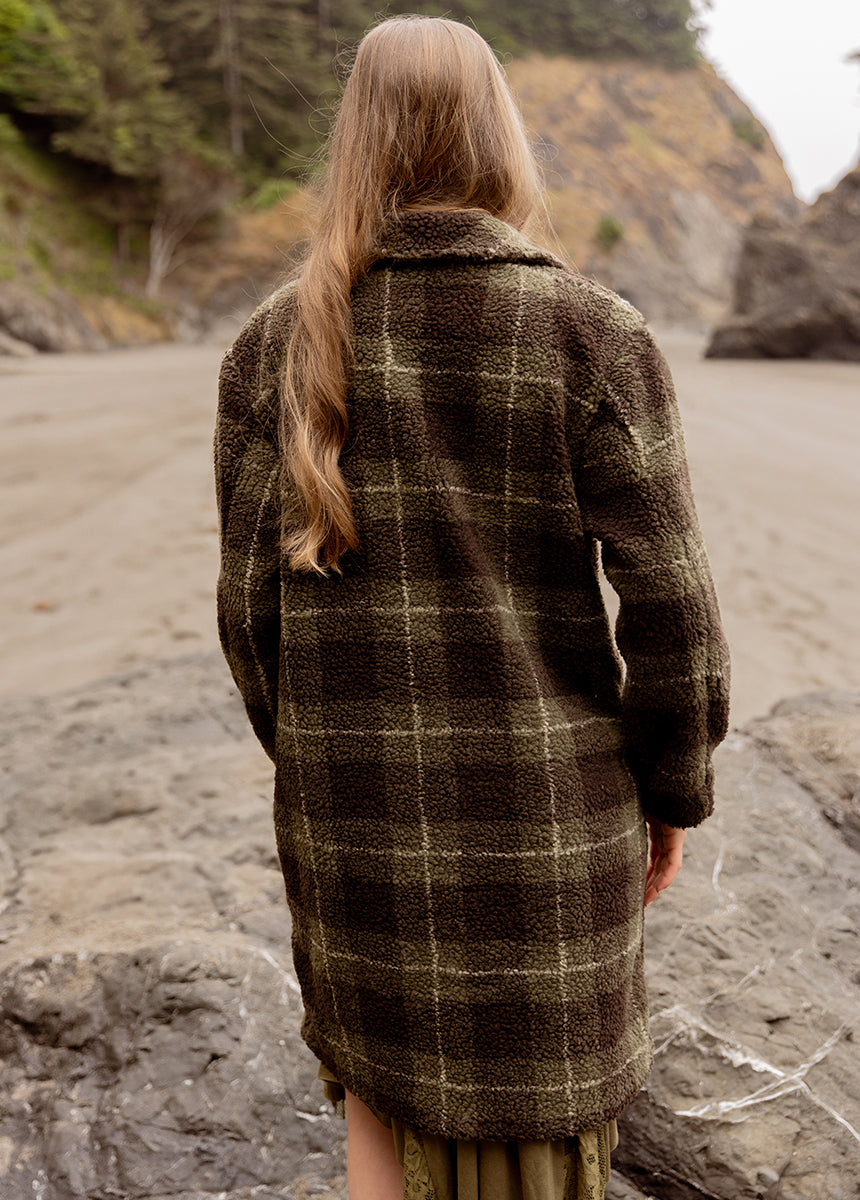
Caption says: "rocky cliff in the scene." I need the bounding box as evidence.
[190,56,799,333]
[0,655,857,1199]
[508,56,798,325]
[706,163,860,359]
[1,56,798,353]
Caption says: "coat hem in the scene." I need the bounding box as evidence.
[303,1027,654,1142]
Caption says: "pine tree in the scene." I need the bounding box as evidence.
[0,0,32,48]
[143,0,322,176]
[606,0,700,66]
[367,0,700,65]
[0,2,87,118]
[1,0,195,177]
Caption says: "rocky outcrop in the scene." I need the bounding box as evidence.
[706,165,860,359]
[0,282,108,353]
[0,327,37,357]
[0,657,858,1198]
[0,282,174,355]
[0,655,347,1200]
[745,692,860,855]
[176,58,799,335]
[614,691,860,1199]
[507,56,799,326]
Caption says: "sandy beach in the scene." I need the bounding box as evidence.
[1,332,858,725]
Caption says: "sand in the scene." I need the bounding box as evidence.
[1,331,858,725]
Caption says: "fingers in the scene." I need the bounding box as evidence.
[643,816,686,908]
[643,854,681,906]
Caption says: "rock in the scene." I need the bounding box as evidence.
[0,328,37,357]
[178,58,800,334]
[0,655,346,1200]
[607,1176,658,1200]
[706,164,860,359]
[0,943,343,1200]
[0,657,858,1198]
[0,281,172,355]
[616,693,860,1199]
[745,692,860,855]
[0,282,108,353]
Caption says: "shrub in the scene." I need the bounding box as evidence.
[731,115,765,152]
[594,213,624,253]
[247,178,299,212]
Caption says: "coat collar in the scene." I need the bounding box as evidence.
[372,208,565,271]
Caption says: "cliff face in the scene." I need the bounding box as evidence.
[0,56,800,351]
[508,56,799,324]
[706,163,860,359]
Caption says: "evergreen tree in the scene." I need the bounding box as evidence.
[1,0,194,176]
[143,0,322,176]
[0,1,86,118]
[374,0,700,66]
[0,0,32,48]
[1,0,706,287]
[4,0,704,186]
[607,0,700,65]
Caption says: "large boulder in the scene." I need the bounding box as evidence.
[616,691,860,1199]
[745,692,860,855]
[0,655,346,1200]
[706,164,860,359]
[0,656,857,1198]
[0,283,108,354]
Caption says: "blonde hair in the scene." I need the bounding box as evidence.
[281,15,543,573]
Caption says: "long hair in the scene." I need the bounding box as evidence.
[280,15,543,573]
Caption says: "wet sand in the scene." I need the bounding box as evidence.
[1,332,858,724]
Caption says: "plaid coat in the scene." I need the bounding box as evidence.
[215,209,730,1140]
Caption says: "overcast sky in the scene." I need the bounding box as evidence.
[696,0,860,201]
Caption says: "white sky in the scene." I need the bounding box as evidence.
[695,0,860,201]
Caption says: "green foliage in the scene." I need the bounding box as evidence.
[247,176,300,211]
[2,1,703,189]
[49,0,195,176]
[594,213,624,252]
[379,0,701,66]
[0,113,125,290]
[0,2,77,95]
[0,0,703,291]
[0,0,32,45]
[142,0,323,176]
[0,0,198,177]
[730,114,765,152]
[27,232,51,267]
[0,110,21,144]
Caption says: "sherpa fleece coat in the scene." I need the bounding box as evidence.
[215,208,730,1141]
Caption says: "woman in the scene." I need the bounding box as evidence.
[215,14,729,1200]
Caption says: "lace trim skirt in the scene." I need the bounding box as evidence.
[318,1061,620,1200]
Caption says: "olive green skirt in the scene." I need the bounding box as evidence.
[318,1061,619,1200]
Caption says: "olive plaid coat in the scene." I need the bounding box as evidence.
[215,209,730,1140]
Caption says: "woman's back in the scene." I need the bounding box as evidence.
[216,205,728,1141]
[216,14,729,1195]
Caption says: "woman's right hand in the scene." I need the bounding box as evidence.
[643,812,686,907]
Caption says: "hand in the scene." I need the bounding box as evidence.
[643,812,686,907]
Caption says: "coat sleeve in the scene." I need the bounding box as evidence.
[214,310,282,762]
[575,320,730,828]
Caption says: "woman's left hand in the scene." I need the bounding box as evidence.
[643,813,687,907]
